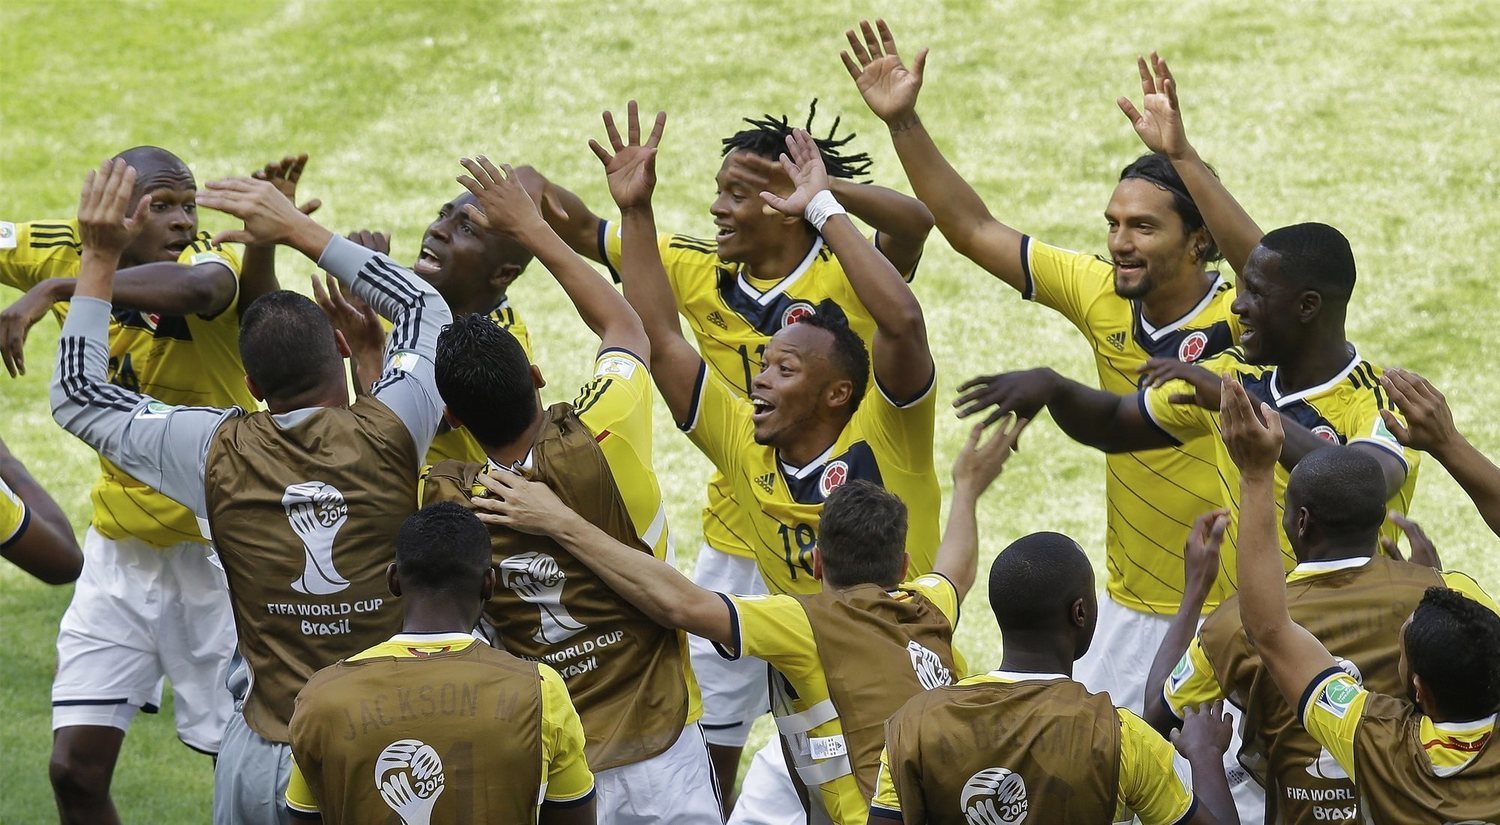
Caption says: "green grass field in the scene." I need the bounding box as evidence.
[3,0,1499,819]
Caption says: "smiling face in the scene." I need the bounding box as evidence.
[415,193,516,311]
[748,322,851,447]
[710,150,803,264]
[122,163,199,266]
[1104,177,1203,299]
[1230,245,1308,364]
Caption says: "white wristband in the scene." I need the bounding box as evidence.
[803,190,846,232]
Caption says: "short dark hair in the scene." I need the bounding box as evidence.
[722,100,872,181]
[1119,153,1223,264]
[114,145,191,182]
[796,300,870,413]
[1258,222,1357,300]
[1406,587,1500,719]
[818,480,908,588]
[239,291,344,400]
[395,502,492,595]
[434,313,537,447]
[1285,446,1387,539]
[988,532,1095,632]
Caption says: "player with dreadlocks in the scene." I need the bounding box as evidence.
[521,101,935,812]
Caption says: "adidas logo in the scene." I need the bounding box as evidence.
[706,310,727,329]
[1106,331,1126,352]
[755,473,775,493]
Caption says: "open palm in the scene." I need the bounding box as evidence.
[1118,53,1188,157]
[591,101,666,211]
[759,129,830,217]
[842,19,926,124]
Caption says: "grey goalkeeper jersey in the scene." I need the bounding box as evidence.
[50,235,452,528]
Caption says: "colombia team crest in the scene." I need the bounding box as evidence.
[818,460,849,498]
[1178,330,1209,362]
[781,301,816,327]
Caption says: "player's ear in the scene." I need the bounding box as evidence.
[244,374,267,402]
[1411,672,1428,710]
[442,407,465,431]
[332,329,352,359]
[530,364,547,391]
[490,262,524,291]
[898,553,910,583]
[1296,507,1311,540]
[1071,596,1089,629]
[1297,290,1323,324]
[481,566,497,602]
[825,377,854,410]
[811,546,825,582]
[386,562,402,598]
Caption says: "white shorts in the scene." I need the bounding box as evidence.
[727,739,804,825]
[687,545,771,747]
[594,723,722,825]
[213,707,292,825]
[51,527,236,754]
[1075,592,1265,825]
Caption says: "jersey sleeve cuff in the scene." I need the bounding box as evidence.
[874,364,936,410]
[0,506,30,549]
[869,805,904,820]
[1020,235,1036,301]
[1137,392,1184,447]
[873,232,921,283]
[1297,665,1349,726]
[711,592,743,661]
[595,346,647,370]
[677,362,709,432]
[1349,436,1409,470]
[286,801,322,818]
[1169,795,1199,825]
[1158,686,1184,722]
[597,220,622,284]
[543,785,597,807]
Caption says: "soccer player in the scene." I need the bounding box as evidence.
[1143,444,1496,824]
[0,433,83,584]
[839,19,1265,717]
[1221,377,1500,823]
[0,146,306,825]
[418,157,718,822]
[51,159,452,825]
[870,533,1238,825]
[523,100,935,799]
[285,503,595,824]
[470,409,1024,825]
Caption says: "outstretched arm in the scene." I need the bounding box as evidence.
[1118,54,1263,275]
[842,18,1027,293]
[458,156,648,360]
[1174,702,1241,825]
[1143,509,1228,735]
[239,152,323,314]
[512,166,609,263]
[955,367,1175,452]
[0,438,83,584]
[1382,368,1500,538]
[762,129,933,401]
[471,471,733,644]
[934,416,1028,601]
[592,103,703,425]
[826,178,932,276]
[1222,378,1337,709]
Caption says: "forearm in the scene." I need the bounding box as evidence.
[1434,438,1500,538]
[41,261,237,317]
[620,206,698,422]
[820,215,924,339]
[1048,378,1169,453]
[1168,147,1263,276]
[0,454,75,543]
[515,166,606,262]
[1236,470,1291,648]
[515,222,646,355]
[931,481,978,599]
[828,178,932,271]
[237,244,280,314]
[1183,749,1240,825]
[1143,596,1210,734]
[316,236,451,359]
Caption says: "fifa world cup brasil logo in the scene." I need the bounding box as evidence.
[283,481,351,595]
[376,739,445,825]
[500,551,585,644]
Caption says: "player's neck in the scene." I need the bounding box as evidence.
[401,603,481,635]
[742,233,817,282]
[775,418,845,469]
[446,288,506,317]
[1301,540,1373,564]
[264,381,349,414]
[1275,332,1353,393]
[1138,268,1214,329]
[996,632,1076,678]
[484,412,547,468]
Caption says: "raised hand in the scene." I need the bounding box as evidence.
[841,18,928,125]
[310,270,382,359]
[1171,699,1234,760]
[759,129,831,217]
[250,153,322,216]
[471,471,573,537]
[1379,368,1457,454]
[456,156,546,237]
[1379,511,1442,569]
[953,415,1029,493]
[1138,358,1223,410]
[1184,509,1229,597]
[589,100,666,211]
[1220,376,1283,475]
[77,159,151,260]
[197,177,316,246]
[0,287,57,377]
[1117,52,1190,159]
[954,368,1059,427]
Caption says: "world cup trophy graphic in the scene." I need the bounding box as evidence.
[960,767,1029,825]
[500,551,586,644]
[283,481,351,596]
[375,739,445,825]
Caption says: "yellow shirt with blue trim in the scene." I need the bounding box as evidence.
[1,218,252,547]
[680,362,939,596]
[0,476,29,548]
[600,223,913,562]
[1143,347,1421,590]
[722,573,958,825]
[284,633,595,815]
[1025,237,1241,614]
[420,300,531,465]
[869,671,1196,824]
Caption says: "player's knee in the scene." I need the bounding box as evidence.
[49,741,114,801]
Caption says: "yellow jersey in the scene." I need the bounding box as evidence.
[869,671,1196,824]
[681,362,940,596]
[0,476,28,548]
[0,219,252,547]
[600,222,913,562]
[284,633,595,815]
[725,573,958,825]
[1143,347,1421,594]
[422,300,531,465]
[1025,237,1240,614]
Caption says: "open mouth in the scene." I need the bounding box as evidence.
[715,225,736,243]
[414,246,442,276]
[1239,321,1257,346]
[1114,259,1145,278]
[166,239,191,257]
[750,395,775,423]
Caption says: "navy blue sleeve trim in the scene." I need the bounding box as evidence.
[1297,665,1347,723]
[869,805,904,821]
[287,807,322,821]
[1168,795,1199,825]
[1158,688,1183,722]
[872,231,920,283]
[1136,392,1184,447]
[1020,235,1035,300]
[710,592,742,661]
[595,346,646,366]
[677,362,709,432]
[597,221,622,284]
[542,787,597,809]
[874,363,937,410]
[1,507,31,550]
